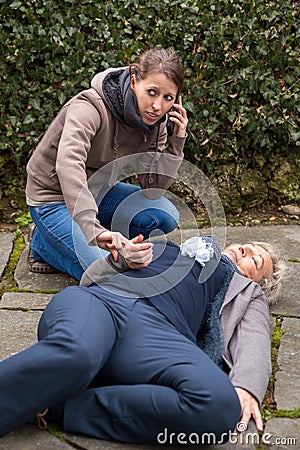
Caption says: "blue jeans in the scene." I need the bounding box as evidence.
[0,286,240,443]
[29,182,179,280]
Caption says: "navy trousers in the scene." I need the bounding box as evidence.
[0,286,241,444]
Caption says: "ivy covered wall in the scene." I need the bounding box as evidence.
[1,0,299,213]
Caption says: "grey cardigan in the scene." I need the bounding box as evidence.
[80,255,271,406]
[220,272,271,405]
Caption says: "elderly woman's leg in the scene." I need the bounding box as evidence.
[0,286,116,438]
[62,300,241,444]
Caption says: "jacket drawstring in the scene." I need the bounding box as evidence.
[148,125,160,185]
[109,120,119,186]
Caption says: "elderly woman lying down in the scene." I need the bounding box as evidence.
[0,235,285,445]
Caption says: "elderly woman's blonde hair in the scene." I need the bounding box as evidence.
[252,241,286,305]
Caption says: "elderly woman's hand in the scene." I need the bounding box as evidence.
[96,231,153,267]
[235,387,264,432]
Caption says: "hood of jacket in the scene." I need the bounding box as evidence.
[91,66,128,108]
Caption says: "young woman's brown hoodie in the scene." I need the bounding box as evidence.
[26,68,185,245]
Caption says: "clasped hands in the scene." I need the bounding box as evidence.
[96,231,154,268]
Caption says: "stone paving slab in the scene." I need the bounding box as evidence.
[0,310,42,360]
[0,293,51,360]
[225,224,300,260]
[0,232,13,280]
[275,317,300,410]
[263,418,299,449]
[0,425,72,449]
[0,291,52,310]
[270,262,300,317]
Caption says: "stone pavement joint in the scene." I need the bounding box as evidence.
[0,225,299,449]
[0,232,14,281]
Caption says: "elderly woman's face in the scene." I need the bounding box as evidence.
[130,71,178,126]
[223,243,273,282]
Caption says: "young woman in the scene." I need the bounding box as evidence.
[0,236,285,444]
[26,47,188,280]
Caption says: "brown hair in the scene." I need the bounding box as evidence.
[130,47,185,92]
[252,241,286,305]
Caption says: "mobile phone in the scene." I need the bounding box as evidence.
[167,93,180,136]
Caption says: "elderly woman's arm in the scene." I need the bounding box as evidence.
[222,282,272,431]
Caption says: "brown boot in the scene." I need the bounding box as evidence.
[27,224,60,274]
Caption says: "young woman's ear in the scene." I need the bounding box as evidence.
[130,74,136,90]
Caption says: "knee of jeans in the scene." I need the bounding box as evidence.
[158,211,179,234]
[130,209,178,238]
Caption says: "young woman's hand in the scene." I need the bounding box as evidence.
[235,387,264,432]
[122,234,154,268]
[168,95,188,138]
[96,231,153,267]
